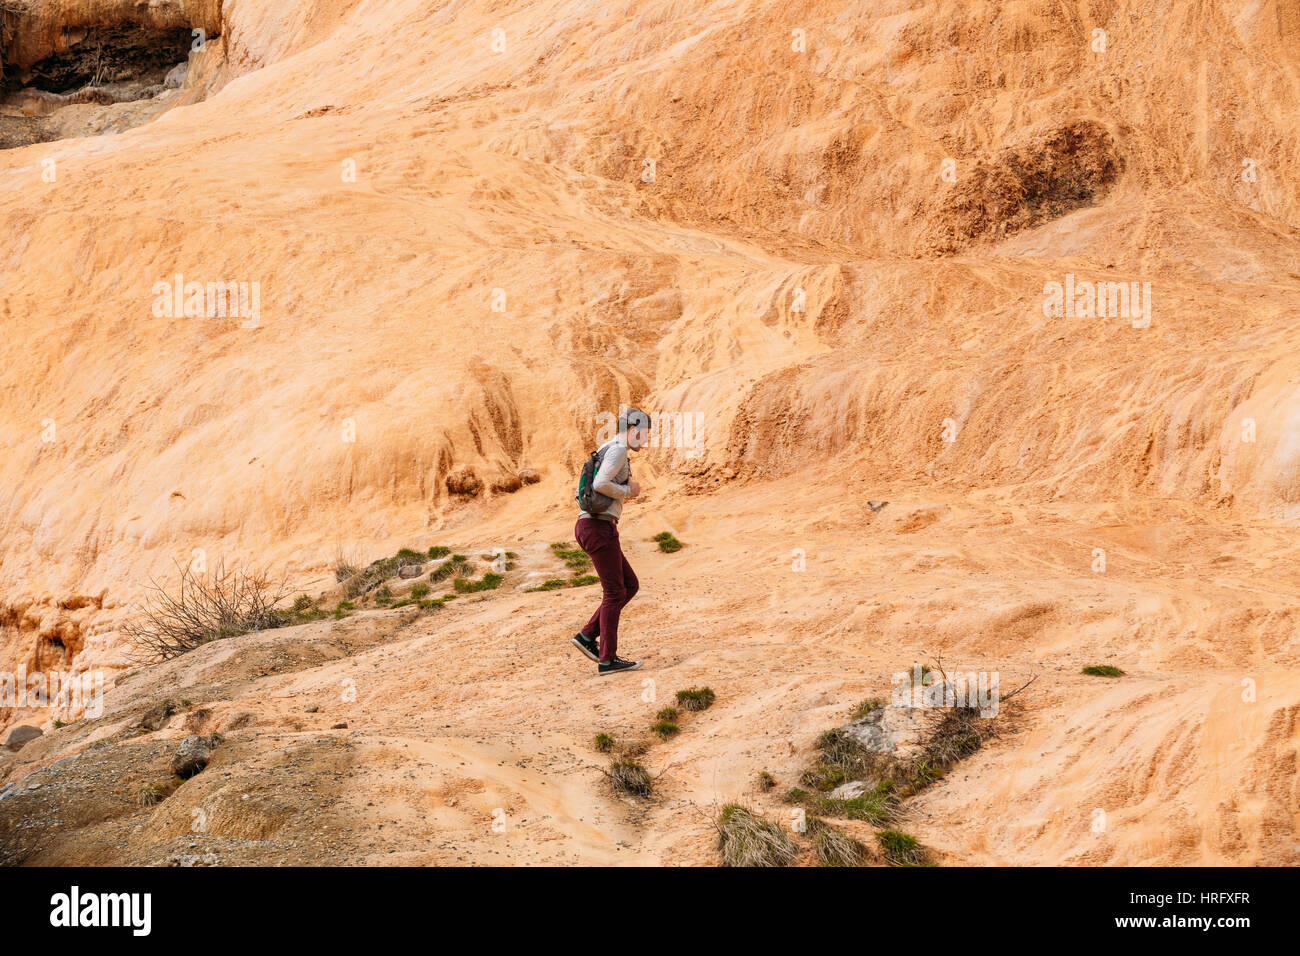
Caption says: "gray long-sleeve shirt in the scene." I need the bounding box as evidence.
[579,436,631,521]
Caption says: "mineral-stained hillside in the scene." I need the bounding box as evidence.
[0,0,1298,865]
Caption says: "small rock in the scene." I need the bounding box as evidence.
[829,781,867,800]
[517,468,541,485]
[138,698,180,731]
[397,565,423,579]
[868,500,888,512]
[304,705,319,713]
[164,61,189,90]
[172,734,211,778]
[4,725,43,751]
[331,722,348,730]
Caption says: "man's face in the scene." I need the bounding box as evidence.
[626,425,649,450]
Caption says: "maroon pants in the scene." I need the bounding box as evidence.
[575,517,639,662]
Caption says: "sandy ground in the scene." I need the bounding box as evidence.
[2,0,1300,864]
[4,473,1298,864]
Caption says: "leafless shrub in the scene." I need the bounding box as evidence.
[124,559,288,661]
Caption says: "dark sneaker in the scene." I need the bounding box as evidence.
[571,632,600,662]
[598,657,642,676]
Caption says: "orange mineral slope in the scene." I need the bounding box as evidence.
[0,0,1298,865]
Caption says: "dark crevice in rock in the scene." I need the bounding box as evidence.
[1,10,223,150]
[12,25,192,94]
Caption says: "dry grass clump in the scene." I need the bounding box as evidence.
[808,817,868,867]
[717,804,798,867]
[800,727,884,793]
[608,757,652,797]
[675,687,714,711]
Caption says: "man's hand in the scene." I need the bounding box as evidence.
[626,480,642,499]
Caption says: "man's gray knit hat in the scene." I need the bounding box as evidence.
[619,407,651,431]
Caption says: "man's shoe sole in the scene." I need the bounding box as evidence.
[598,662,642,676]
[572,636,600,662]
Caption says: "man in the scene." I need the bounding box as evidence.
[571,408,649,675]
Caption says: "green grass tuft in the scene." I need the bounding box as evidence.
[1082,664,1125,677]
[525,579,568,592]
[453,572,503,593]
[654,531,684,553]
[876,829,928,866]
[550,542,592,572]
[650,720,680,739]
[429,555,473,583]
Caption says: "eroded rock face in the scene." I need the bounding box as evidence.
[1,0,220,75]
[17,25,191,94]
[0,0,1298,868]
[0,0,222,148]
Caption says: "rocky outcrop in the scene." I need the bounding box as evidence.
[171,734,210,778]
[3,724,42,751]
[1,1,221,78]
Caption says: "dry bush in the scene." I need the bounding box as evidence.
[445,467,482,497]
[608,757,652,796]
[716,804,798,867]
[125,559,287,661]
[808,817,868,867]
[490,474,522,494]
[675,687,714,711]
[333,546,360,583]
